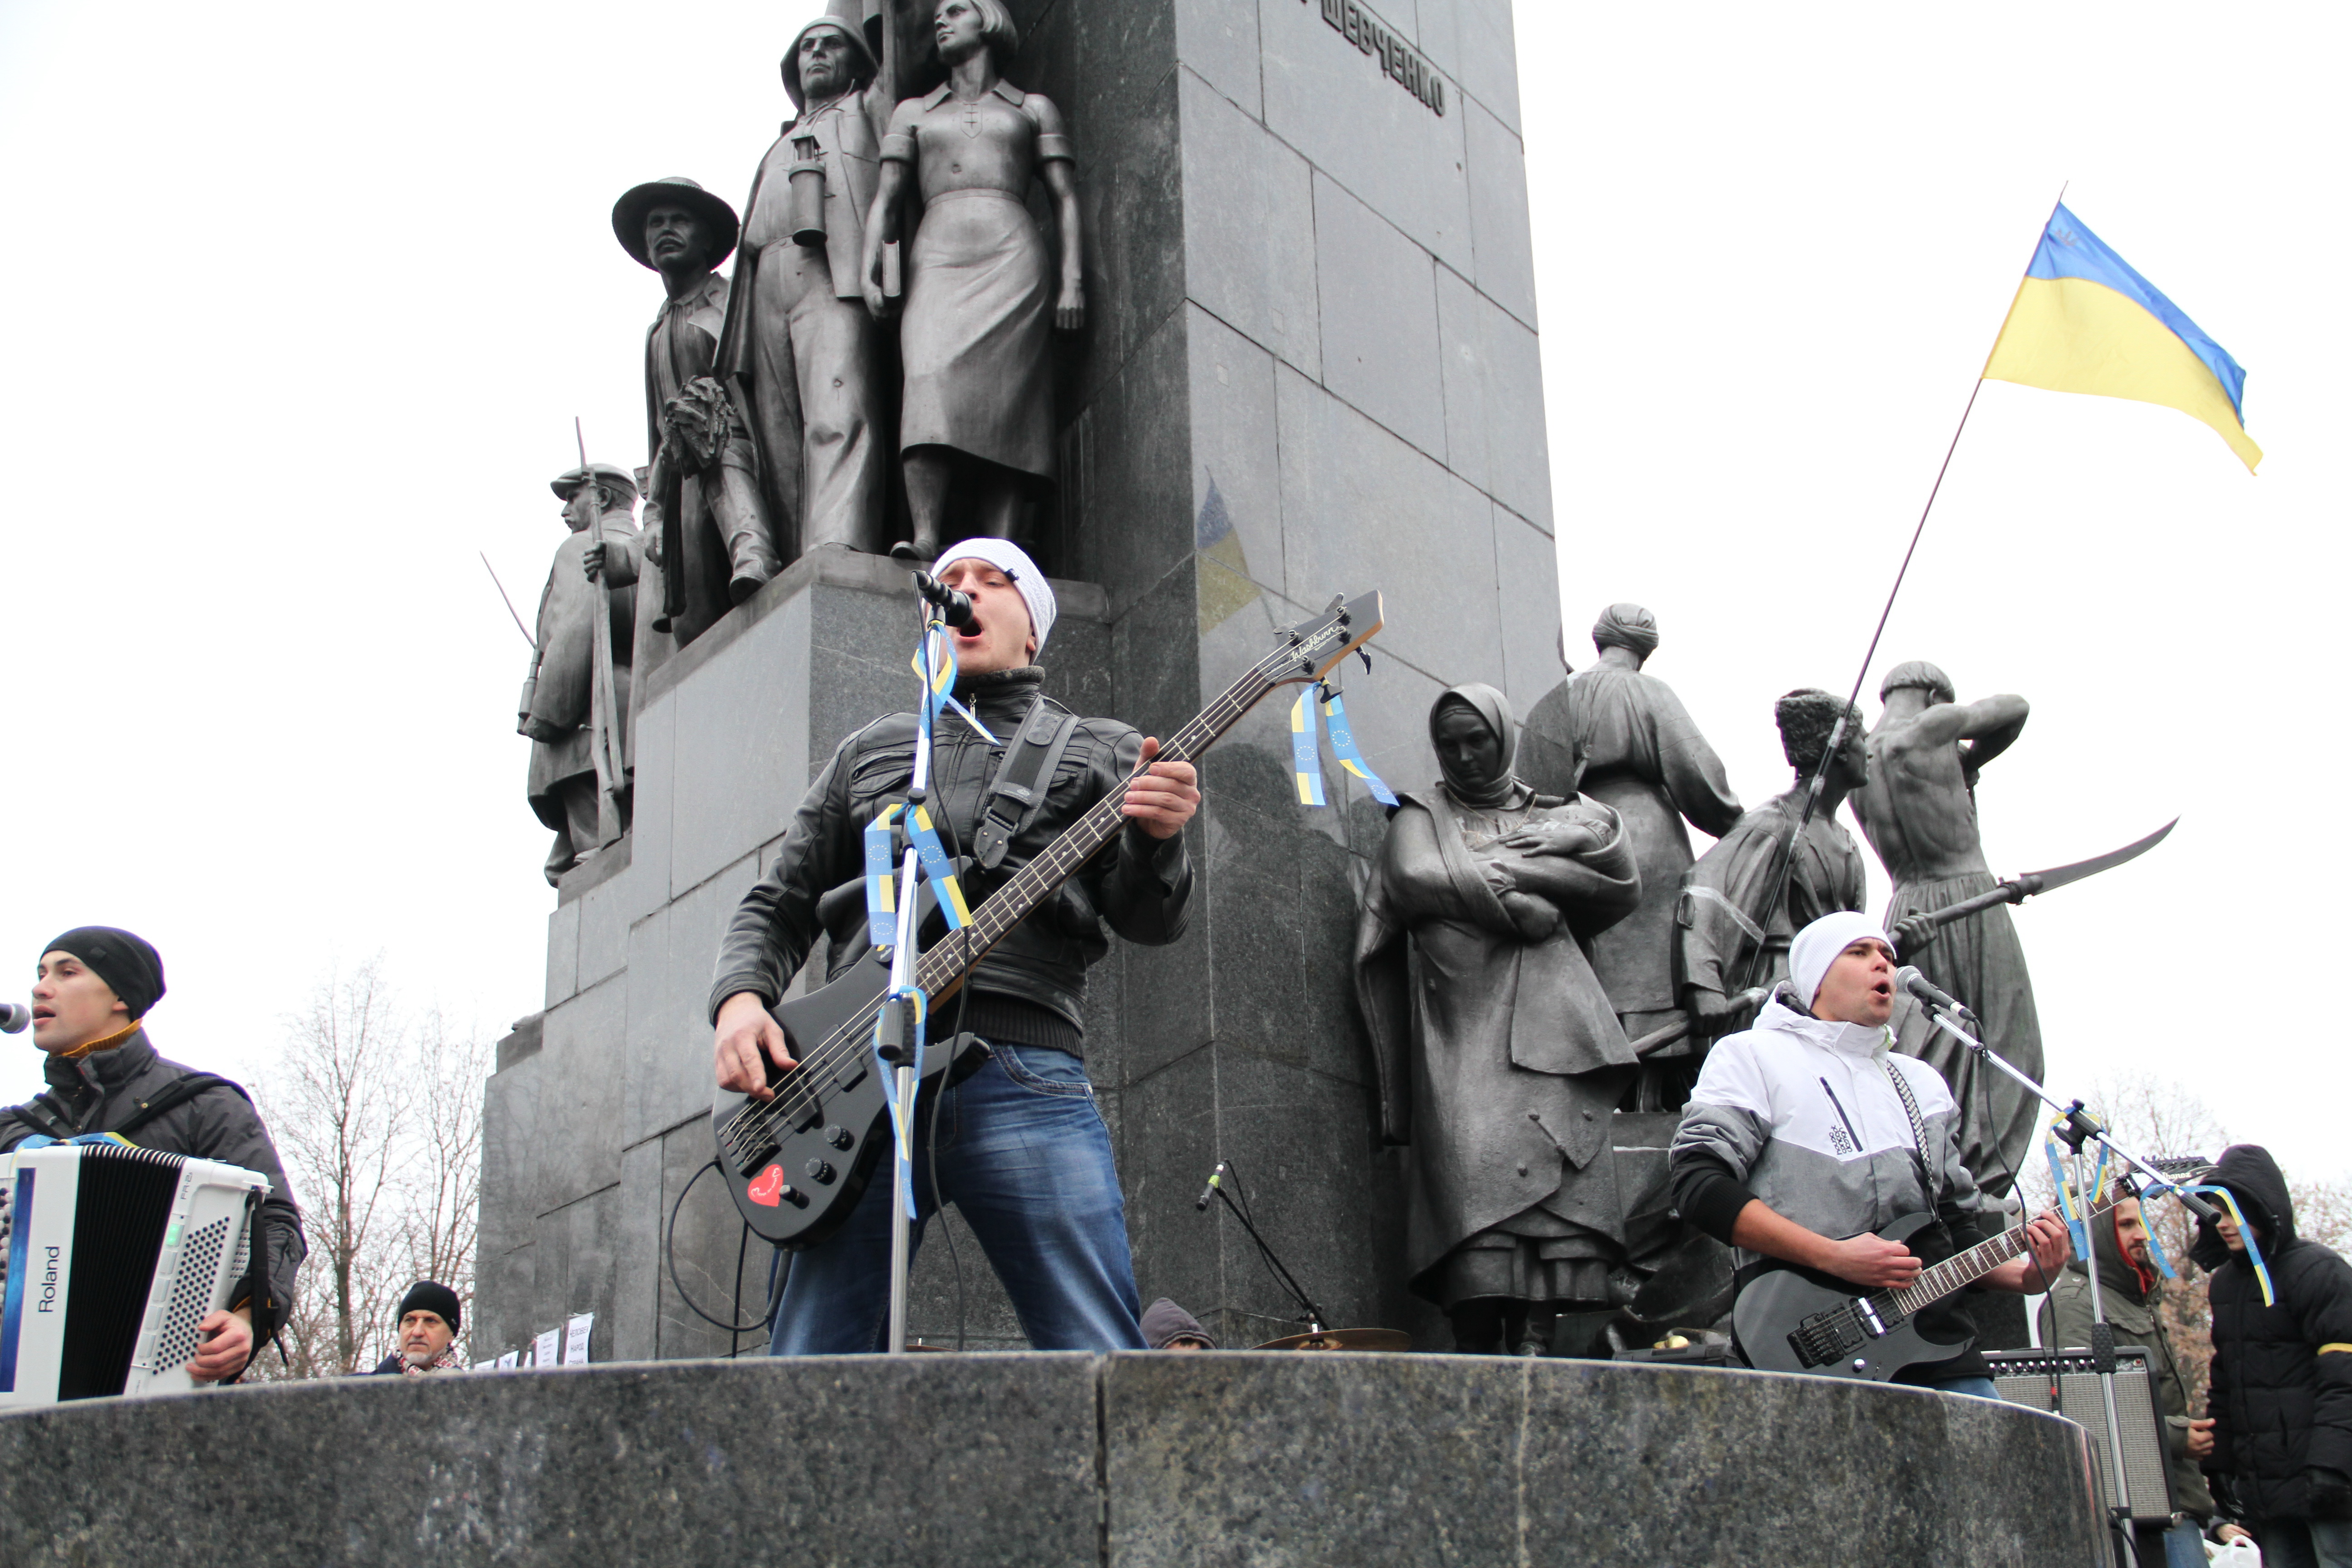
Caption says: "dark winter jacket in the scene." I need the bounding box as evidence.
[2038,1202,2215,1517]
[2192,1144,2352,1523]
[709,666,1193,1053]
[0,1029,307,1343]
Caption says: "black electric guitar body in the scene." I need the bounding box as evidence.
[1735,1197,2114,1382]
[712,589,1386,1248]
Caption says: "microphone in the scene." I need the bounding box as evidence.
[1893,966,1976,1022]
[1196,1161,1228,1211]
[912,570,975,629]
[0,1002,28,1034]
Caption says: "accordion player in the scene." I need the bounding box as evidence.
[1,928,306,1386]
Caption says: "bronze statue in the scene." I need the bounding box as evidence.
[520,465,639,885]
[1673,689,1869,1039]
[714,0,891,561]
[1521,604,1743,1053]
[1355,684,1643,1357]
[1850,661,2042,1198]
[612,177,778,649]
[863,0,1082,560]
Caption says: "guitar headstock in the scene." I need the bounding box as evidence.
[1268,590,1384,686]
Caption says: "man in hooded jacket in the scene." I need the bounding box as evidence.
[1670,910,2068,1393]
[2040,1194,2218,1564]
[2194,1144,2352,1568]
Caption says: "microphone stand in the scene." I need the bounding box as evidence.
[1916,1003,2210,1568]
[1201,1166,1324,1334]
[881,592,951,1355]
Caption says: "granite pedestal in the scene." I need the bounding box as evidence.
[0,1354,2103,1567]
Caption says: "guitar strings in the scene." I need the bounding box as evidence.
[725,631,1344,1157]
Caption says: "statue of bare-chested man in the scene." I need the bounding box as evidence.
[1849,661,2040,1200]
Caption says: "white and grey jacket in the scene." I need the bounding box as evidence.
[1670,998,1988,1274]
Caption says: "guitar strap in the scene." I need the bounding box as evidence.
[1879,1050,1944,1209]
[971,696,1080,872]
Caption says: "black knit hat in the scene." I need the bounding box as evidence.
[42,926,166,1020]
[396,1280,462,1333]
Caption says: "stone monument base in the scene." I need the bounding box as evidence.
[0,1353,2101,1565]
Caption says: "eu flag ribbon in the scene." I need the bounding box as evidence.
[1289,689,1327,807]
[1321,691,1398,807]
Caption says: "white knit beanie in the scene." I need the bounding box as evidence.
[938,538,1057,656]
[1788,910,1893,1008]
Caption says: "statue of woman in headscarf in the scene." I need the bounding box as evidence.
[1353,683,1644,1355]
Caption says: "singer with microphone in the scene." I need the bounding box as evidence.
[1668,911,2069,1395]
[709,539,1200,1354]
[2,927,306,1382]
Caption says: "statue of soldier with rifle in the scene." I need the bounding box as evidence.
[519,463,639,885]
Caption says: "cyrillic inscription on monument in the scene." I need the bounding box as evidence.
[1312,0,1446,117]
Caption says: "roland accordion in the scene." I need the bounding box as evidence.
[0,1141,271,1407]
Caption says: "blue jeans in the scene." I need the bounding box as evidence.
[766,1041,1146,1355]
[1926,1375,2003,1401]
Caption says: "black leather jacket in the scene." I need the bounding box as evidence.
[708,666,1192,1049]
[0,1030,307,1343]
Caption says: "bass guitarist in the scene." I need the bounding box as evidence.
[709,539,1200,1354]
[1668,911,2068,1395]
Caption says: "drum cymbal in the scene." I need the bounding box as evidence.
[1253,1327,1412,1352]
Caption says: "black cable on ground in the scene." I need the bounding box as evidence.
[666,1157,789,1336]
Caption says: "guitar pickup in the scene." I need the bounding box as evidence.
[1790,1306,1867,1368]
[724,1120,780,1179]
[835,1058,867,1093]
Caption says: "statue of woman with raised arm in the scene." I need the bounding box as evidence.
[861,0,1082,560]
[1354,684,1645,1357]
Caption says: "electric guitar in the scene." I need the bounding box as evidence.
[1735,1195,2108,1381]
[711,589,1385,1245]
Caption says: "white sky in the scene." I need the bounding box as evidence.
[1,3,2339,1180]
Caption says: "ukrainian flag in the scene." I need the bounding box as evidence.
[1983,203,2261,472]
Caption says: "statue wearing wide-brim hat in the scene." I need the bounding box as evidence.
[610,178,741,272]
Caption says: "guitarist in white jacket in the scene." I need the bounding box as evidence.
[1669,910,2069,1395]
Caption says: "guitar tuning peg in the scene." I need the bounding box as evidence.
[1357,647,1373,674]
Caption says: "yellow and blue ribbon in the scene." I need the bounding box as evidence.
[906,805,970,929]
[863,805,903,950]
[2178,1184,2277,1307]
[1290,690,1327,806]
[1322,690,1398,807]
[873,986,927,1218]
[1290,686,1396,809]
[910,634,997,743]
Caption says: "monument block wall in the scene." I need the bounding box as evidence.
[476,0,1558,1357]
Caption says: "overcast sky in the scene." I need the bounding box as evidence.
[2,3,2339,1181]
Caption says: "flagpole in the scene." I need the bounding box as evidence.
[1729,185,2071,997]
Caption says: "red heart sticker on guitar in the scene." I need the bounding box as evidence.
[748,1165,784,1207]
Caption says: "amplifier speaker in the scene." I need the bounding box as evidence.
[1985,1347,2174,1524]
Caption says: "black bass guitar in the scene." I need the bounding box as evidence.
[712,589,1385,1245]
[1735,1196,2109,1381]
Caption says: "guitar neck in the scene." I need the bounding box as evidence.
[911,658,1282,1000]
[1889,1192,2115,1318]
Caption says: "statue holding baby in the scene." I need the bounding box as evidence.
[1354,683,1645,1356]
